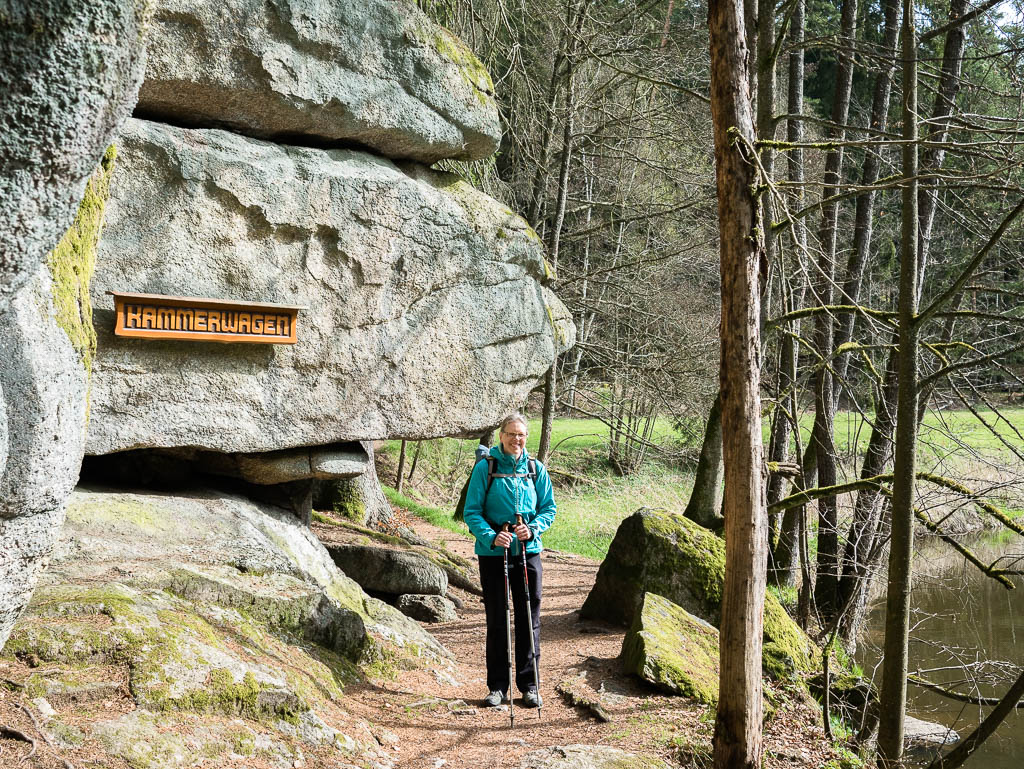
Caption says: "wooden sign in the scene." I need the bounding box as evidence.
[108,292,305,345]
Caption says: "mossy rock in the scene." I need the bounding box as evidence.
[621,593,719,703]
[46,144,116,373]
[581,508,818,674]
[314,478,366,523]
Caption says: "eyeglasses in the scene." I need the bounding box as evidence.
[503,432,528,440]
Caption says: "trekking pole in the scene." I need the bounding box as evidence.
[502,523,515,729]
[516,514,542,720]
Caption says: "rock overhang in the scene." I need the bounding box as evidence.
[136,0,502,164]
[85,118,574,456]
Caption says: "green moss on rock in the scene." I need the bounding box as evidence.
[408,20,495,106]
[582,508,818,675]
[622,593,719,704]
[46,144,116,373]
[66,495,176,536]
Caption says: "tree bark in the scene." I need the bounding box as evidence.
[767,0,807,586]
[833,0,901,391]
[683,393,725,529]
[916,0,969,298]
[877,1,919,761]
[708,0,766,765]
[537,364,556,464]
[812,0,859,618]
[395,439,408,493]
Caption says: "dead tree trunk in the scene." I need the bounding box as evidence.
[708,0,767,765]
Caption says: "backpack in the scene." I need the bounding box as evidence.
[453,445,537,522]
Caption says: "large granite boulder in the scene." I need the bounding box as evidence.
[621,592,720,703]
[87,118,573,455]
[0,0,148,311]
[0,154,117,651]
[0,266,90,649]
[328,544,449,596]
[137,0,500,163]
[3,488,443,766]
[580,508,817,674]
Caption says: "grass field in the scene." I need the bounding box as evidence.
[379,408,1024,561]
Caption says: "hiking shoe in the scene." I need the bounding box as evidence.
[522,689,542,708]
[483,690,506,707]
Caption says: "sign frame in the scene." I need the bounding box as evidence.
[107,291,307,345]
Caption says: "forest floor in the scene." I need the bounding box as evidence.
[334,510,853,769]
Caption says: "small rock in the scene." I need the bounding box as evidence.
[371,726,399,746]
[32,697,56,720]
[432,760,447,768]
[396,594,459,623]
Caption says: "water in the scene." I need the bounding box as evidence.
[859,532,1024,768]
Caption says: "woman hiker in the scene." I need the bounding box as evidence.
[463,412,557,708]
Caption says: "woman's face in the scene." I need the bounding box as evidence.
[499,421,528,458]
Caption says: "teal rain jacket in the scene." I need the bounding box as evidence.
[463,445,557,557]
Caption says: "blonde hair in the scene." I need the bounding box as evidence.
[499,412,528,434]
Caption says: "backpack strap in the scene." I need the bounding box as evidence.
[482,457,541,527]
[484,455,498,494]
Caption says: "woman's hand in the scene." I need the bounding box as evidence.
[494,530,514,549]
[514,523,532,542]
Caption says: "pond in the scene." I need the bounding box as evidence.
[858,531,1024,768]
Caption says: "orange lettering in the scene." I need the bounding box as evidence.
[195,310,207,331]
[252,314,264,334]
[208,311,221,332]
[238,313,251,334]
[175,309,194,331]
[142,307,157,329]
[126,304,142,328]
[157,308,176,330]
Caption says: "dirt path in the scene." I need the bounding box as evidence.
[337,517,841,769]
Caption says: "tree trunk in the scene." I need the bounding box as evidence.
[708,0,766,765]
[833,0,901,392]
[395,439,408,493]
[537,365,556,465]
[683,394,725,529]
[916,0,969,298]
[767,0,807,585]
[877,2,919,761]
[812,0,858,619]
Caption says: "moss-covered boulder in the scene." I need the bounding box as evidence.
[3,487,452,767]
[581,508,817,673]
[621,593,719,703]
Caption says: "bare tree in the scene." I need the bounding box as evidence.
[708,0,767,765]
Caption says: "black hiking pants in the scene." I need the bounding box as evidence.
[478,551,542,695]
